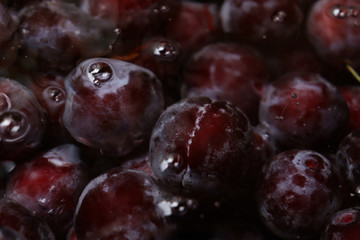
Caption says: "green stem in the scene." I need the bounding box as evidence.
[346,61,360,83]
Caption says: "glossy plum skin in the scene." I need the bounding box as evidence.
[258,72,349,151]
[258,149,343,240]
[18,1,117,72]
[74,169,168,240]
[0,2,19,70]
[336,129,360,195]
[322,207,360,240]
[0,226,26,240]
[0,198,55,240]
[0,77,47,162]
[306,0,360,68]
[181,42,269,124]
[80,0,179,51]
[62,58,165,157]
[5,144,88,237]
[149,96,255,198]
[339,85,360,133]
[165,1,220,55]
[220,0,303,48]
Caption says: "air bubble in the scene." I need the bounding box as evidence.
[88,62,113,86]
[331,4,360,18]
[272,10,287,23]
[160,154,185,173]
[153,5,170,14]
[113,28,121,35]
[48,87,64,103]
[0,111,29,142]
[152,41,178,60]
[158,197,197,217]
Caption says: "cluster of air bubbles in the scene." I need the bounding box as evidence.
[151,40,179,60]
[0,111,29,142]
[88,62,113,87]
[158,197,198,218]
[153,4,170,14]
[272,10,287,23]
[331,4,360,18]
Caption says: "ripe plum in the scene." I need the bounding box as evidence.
[62,58,165,157]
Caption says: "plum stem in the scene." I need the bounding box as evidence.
[346,61,360,83]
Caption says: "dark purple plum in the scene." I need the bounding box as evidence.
[62,57,165,157]
[18,1,117,72]
[258,72,349,151]
[258,149,343,239]
[322,207,360,240]
[307,0,360,68]
[74,169,169,240]
[0,198,55,240]
[149,96,255,198]
[181,42,269,124]
[5,144,88,237]
[0,77,47,162]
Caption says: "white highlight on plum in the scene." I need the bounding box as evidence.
[187,105,206,157]
[160,156,179,171]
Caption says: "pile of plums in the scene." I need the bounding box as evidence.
[0,0,360,239]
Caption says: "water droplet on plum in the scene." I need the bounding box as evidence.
[0,111,29,142]
[152,41,178,59]
[48,88,64,103]
[113,28,121,35]
[332,5,348,18]
[88,62,113,86]
[272,10,287,23]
